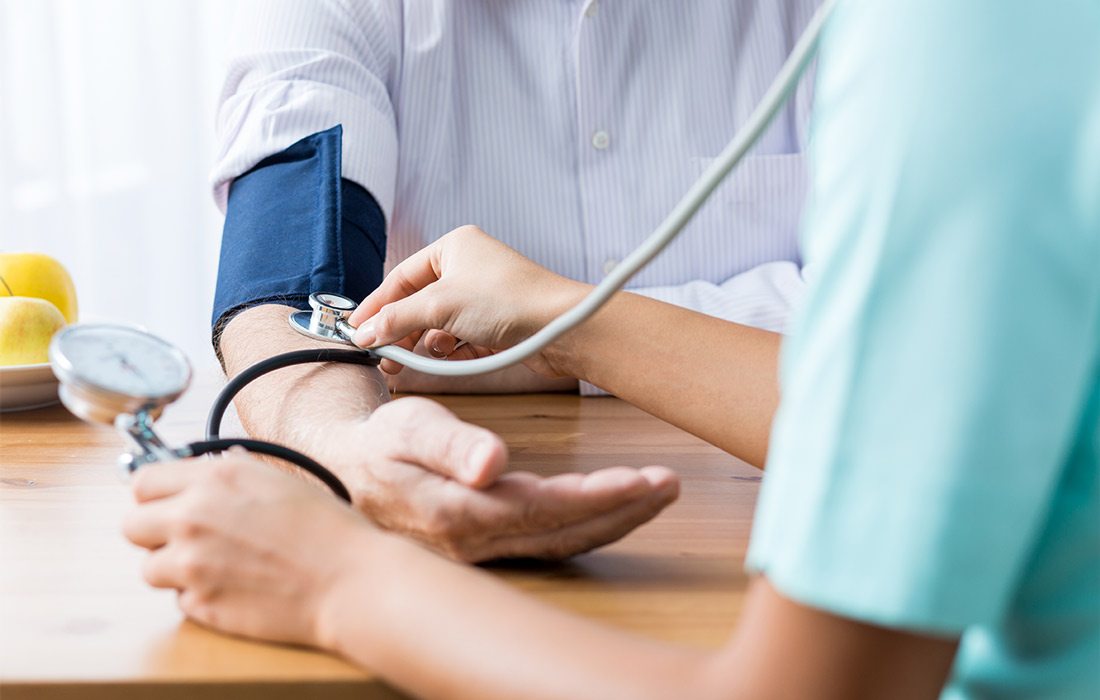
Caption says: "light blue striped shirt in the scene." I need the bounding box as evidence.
[213,0,820,388]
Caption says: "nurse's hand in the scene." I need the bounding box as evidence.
[327,397,678,562]
[122,455,368,648]
[348,226,590,376]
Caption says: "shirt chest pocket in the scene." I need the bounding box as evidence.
[675,152,810,281]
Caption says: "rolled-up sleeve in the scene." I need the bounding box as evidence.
[211,0,400,220]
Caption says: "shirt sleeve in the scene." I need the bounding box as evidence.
[746,0,1100,634]
[211,0,400,220]
[632,260,809,334]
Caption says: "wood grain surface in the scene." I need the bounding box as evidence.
[0,372,761,699]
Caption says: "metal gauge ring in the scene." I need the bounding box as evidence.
[48,324,193,425]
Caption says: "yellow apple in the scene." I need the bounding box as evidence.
[0,297,66,366]
[0,253,78,323]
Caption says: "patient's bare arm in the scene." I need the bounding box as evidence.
[218,304,390,447]
[215,303,678,562]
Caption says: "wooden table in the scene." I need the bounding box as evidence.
[0,372,761,699]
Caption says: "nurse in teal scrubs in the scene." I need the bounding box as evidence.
[122,1,1099,697]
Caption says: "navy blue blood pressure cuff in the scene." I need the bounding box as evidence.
[211,125,386,361]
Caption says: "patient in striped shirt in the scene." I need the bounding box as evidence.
[209,0,821,563]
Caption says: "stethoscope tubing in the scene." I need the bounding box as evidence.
[202,348,380,503]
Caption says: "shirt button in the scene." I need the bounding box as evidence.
[585,1,599,18]
[591,130,610,150]
[602,258,618,276]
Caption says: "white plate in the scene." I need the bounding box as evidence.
[0,362,60,412]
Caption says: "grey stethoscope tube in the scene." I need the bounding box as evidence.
[304,0,837,377]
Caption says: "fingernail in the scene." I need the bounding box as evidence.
[465,440,496,482]
[429,344,446,358]
[353,322,376,347]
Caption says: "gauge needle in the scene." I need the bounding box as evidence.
[117,354,148,385]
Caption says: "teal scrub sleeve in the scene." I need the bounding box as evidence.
[746,0,1100,634]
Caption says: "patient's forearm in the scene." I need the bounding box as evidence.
[547,293,780,468]
[218,304,388,470]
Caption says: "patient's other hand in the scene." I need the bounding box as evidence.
[326,396,679,562]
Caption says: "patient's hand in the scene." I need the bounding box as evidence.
[318,397,678,562]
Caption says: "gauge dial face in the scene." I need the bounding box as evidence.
[52,325,191,400]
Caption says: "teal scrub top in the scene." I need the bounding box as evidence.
[746,1,1100,698]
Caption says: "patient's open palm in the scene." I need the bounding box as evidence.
[340,397,679,562]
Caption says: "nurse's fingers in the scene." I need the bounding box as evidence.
[353,287,453,350]
[422,331,494,362]
[444,343,494,363]
[141,544,188,589]
[378,329,423,375]
[131,462,207,503]
[423,329,458,358]
[350,242,442,327]
[122,498,180,550]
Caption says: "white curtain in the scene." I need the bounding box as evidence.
[0,0,239,367]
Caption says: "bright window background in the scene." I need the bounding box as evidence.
[0,0,241,367]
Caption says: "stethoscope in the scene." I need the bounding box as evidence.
[48,0,836,502]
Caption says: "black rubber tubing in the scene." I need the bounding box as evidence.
[199,347,381,503]
[186,437,352,503]
[206,348,380,440]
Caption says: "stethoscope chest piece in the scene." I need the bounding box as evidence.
[289,292,358,345]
